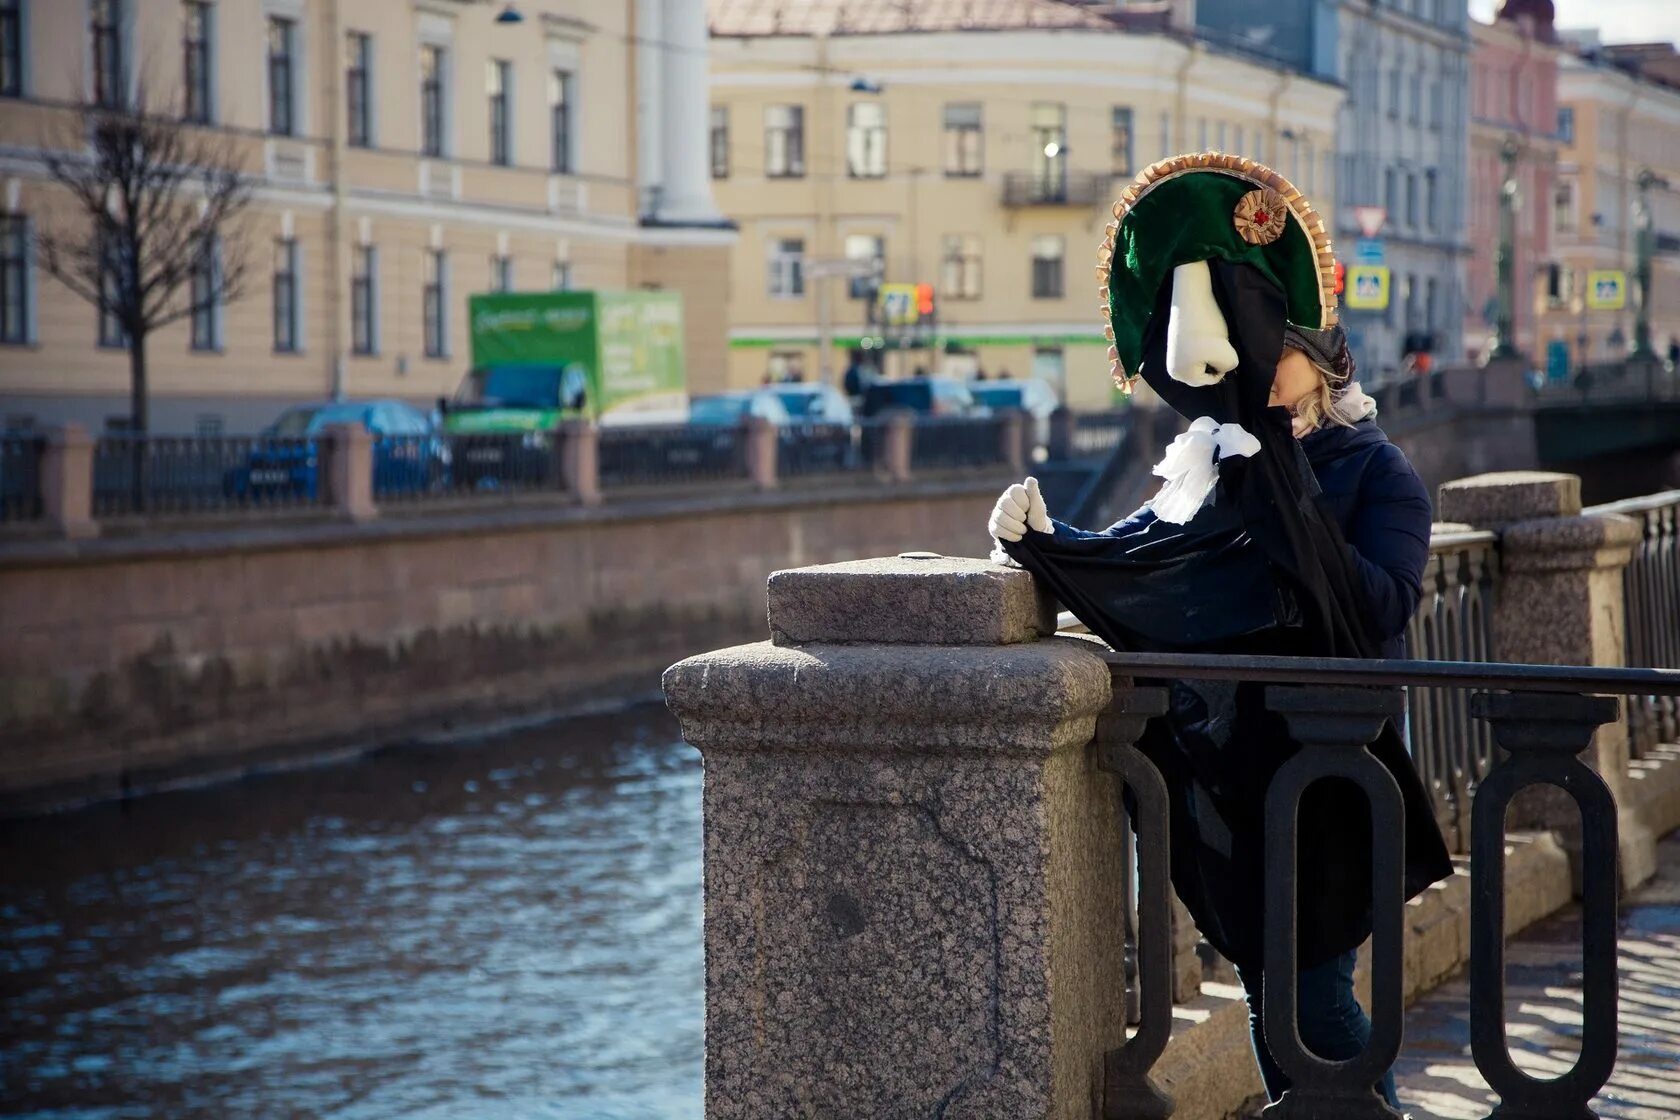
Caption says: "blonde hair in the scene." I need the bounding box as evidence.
[1288,358,1357,434]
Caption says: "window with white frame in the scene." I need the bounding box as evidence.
[552,260,571,290]
[92,0,124,108]
[0,0,21,98]
[710,105,728,179]
[550,69,573,172]
[423,249,448,357]
[767,237,804,297]
[766,105,805,178]
[844,234,883,300]
[490,253,512,292]
[488,59,511,166]
[943,103,982,177]
[1030,235,1063,299]
[189,235,220,351]
[421,44,446,157]
[940,234,981,301]
[1112,106,1134,176]
[346,32,372,147]
[351,245,377,355]
[1554,181,1576,233]
[98,233,127,348]
[182,2,212,122]
[267,16,296,136]
[272,237,299,352]
[0,215,29,344]
[846,102,886,178]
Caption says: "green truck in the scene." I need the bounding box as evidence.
[441,290,689,485]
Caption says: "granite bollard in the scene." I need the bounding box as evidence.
[663,555,1127,1119]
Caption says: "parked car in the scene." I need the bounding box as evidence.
[765,382,856,426]
[226,400,448,501]
[969,378,1060,447]
[859,377,988,419]
[689,391,795,427]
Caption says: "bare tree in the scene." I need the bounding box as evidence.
[36,86,254,436]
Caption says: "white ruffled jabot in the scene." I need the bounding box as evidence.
[1149,416,1261,524]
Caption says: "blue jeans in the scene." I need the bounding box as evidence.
[1233,948,1401,1109]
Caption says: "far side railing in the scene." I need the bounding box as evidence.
[1587,490,1680,755]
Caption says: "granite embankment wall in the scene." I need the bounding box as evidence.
[0,479,1005,813]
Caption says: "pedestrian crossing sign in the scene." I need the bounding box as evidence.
[1586,270,1627,310]
[1345,266,1391,311]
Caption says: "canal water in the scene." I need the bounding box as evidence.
[0,705,704,1120]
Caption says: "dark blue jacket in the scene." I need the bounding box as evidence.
[1046,416,1432,658]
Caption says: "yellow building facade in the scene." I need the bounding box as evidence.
[1540,51,1680,365]
[0,0,733,433]
[707,1,1343,411]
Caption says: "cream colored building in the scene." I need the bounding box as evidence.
[0,0,733,433]
[1539,45,1680,365]
[707,0,1343,411]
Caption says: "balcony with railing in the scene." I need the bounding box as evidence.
[1001,169,1110,207]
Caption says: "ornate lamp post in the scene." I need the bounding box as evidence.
[1490,135,1523,360]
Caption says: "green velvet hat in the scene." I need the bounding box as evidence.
[1098,152,1339,394]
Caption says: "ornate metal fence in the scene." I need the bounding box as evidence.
[908,416,1009,471]
[1095,651,1680,1120]
[92,434,326,517]
[597,424,749,490]
[0,432,44,522]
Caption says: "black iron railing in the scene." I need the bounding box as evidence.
[92,434,326,517]
[1588,490,1680,754]
[776,421,878,479]
[908,416,1008,471]
[597,424,749,489]
[374,432,555,501]
[1092,650,1680,1120]
[1070,410,1134,458]
[1001,170,1109,207]
[0,432,45,522]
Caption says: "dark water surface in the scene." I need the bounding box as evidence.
[0,706,704,1119]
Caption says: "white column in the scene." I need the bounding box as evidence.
[657,0,726,225]
[635,0,664,218]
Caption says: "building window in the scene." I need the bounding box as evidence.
[767,237,804,297]
[1384,167,1397,216]
[0,0,21,98]
[182,2,212,123]
[765,105,805,178]
[1405,172,1418,229]
[552,260,571,290]
[1554,181,1576,233]
[266,17,295,136]
[1429,84,1442,130]
[1409,74,1421,125]
[423,249,447,357]
[490,253,512,292]
[1425,169,1438,231]
[189,236,219,351]
[940,234,981,301]
[767,350,805,383]
[844,234,883,300]
[710,105,728,179]
[1387,69,1400,120]
[943,103,982,177]
[548,69,573,173]
[1112,106,1134,176]
[346,32,371,147]
[351,245,376,355]
[421,44,446,157]
[92,0,124,108]
[1558,106,1574,144]
[1031,103,1067,199]
[1425,277,1438,332]
[1030,235,1064,299]
[272,237,298,352]
[98,234,127,348]
[846,102,886,179]
[0,215,28,344]
[487,59,510,166]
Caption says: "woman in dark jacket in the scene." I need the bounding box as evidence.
[992,322,1437,1109]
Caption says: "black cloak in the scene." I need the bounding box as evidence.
[1003,259,1453,970]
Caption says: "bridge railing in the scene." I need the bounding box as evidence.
[1587,489,1680,755]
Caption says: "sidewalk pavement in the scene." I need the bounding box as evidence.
[1393,833,1680,1120]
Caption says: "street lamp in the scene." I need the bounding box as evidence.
[1631,168,1666,360]
[1489,135,1524,361]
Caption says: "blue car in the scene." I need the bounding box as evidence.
[227,400,448,501]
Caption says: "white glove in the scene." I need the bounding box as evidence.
[1165,260,1240,387]
[988,477,1053,544]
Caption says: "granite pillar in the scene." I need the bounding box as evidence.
[1438,470,1654,889]
[663,555,1127,1118]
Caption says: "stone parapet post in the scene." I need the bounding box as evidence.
[663,555,1126,1118]
[556,420,600,506]
[40,424,97,539]
[321,423,376,522]
[880,408,914,483]
[1438,470,1654,889]
[998,408,1028,473]
[741,414,778,491]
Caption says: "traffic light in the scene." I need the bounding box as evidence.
[1334,260,1346,296]
[915,283,935,318]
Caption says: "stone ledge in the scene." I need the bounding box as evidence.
[1498,511,1642,572]
[768,556,1056,647]
[663,638,1111,757]
[1438,471,1582,526]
